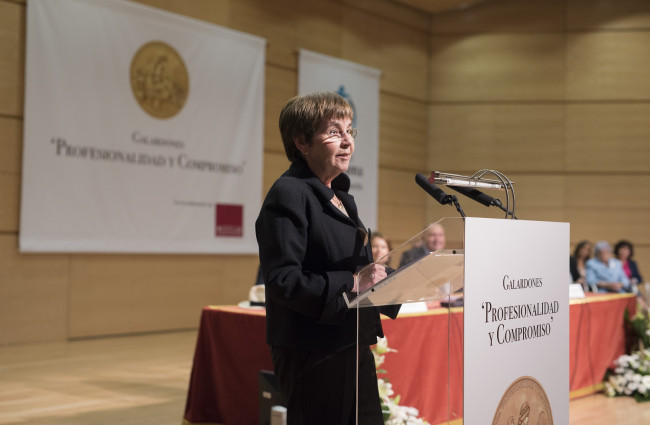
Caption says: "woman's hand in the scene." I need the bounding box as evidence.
[353,263,387,293]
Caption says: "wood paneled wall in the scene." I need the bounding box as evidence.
[0,0,429,343]
[427,0,650,278]
[1,0,648,344]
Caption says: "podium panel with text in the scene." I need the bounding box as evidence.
[464,218,569,425]
[348,217,569,425]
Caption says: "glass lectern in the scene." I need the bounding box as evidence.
[347,217,465,425]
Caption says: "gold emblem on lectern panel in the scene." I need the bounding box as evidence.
[492,376,553,425]
[130,41,189,119]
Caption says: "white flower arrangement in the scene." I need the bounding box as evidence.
[373,337,430,425]
[605,348,650,402]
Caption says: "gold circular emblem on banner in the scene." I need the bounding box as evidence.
[492,376,553,425]
[130,41,189,119]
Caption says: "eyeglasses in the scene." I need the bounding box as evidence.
[324,128,358,141]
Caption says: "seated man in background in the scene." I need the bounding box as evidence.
[399,223,446,268]
[585,241,630,293]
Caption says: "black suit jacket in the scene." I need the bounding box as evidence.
[399,244,430,269]
[626,259,643,283]
[256,159,397,351]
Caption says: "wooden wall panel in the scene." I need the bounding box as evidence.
[0,117,21,233]
[379,94,428,171]
[0,235,68,344]
[341,9,429,100]
[567,209,650,270]
[567,32,650,100]
[340,0,429,31]
[230,0,341,68]
[263,151,291,196]
[229,0,429,97]
[295,3,347,61]
[0,174,19,233]
[377,168,427,245]
[429,104,566,172]
[427,0,650,292]
[132,0,230,26]
[429,33,566,101]
[565,104,650,172]
[9,0,650,343]
[0,1,24,117]
[430,0,566,33]
[264,66,296,155]
[507,174,565,209]
[567,0,650,30]
[565,175,650,211]
[68,254,257,338]
[0,117,21,174]
[0,0,431,343]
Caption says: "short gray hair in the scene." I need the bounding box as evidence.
[594,241,611,255]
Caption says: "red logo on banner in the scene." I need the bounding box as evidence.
[215,204,243,237]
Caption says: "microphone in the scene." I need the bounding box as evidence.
[448,184,517,218]
[415,173,452,205]
[429,171,510,190]
[447,185,497,208]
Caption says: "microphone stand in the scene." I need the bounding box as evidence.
[492,199,517,219]
[450,195,466,218]
[470,169,517,219]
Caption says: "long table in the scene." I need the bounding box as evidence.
[182,293,636,425]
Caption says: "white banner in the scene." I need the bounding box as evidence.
[464,218,570,425]
[21,0,265,253]
[298,49,380,231]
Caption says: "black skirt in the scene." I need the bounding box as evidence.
[271,344,384,425]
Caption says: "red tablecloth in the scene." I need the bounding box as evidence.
[183,293,636,425]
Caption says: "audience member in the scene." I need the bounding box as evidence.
[585,241,630,293]
[399,223,446,268]
[570,240,592,288]
[614,240,643,284]
[370,231,392,267]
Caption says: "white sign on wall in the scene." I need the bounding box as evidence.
[298,49,380,231]
[464,218,570,425]
[21,0,265,253]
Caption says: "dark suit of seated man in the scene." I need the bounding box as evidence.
[399,223,446,269]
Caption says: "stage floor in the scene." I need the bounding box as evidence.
[0,329,648,425]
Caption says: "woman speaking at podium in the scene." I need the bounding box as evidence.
[256,92,397,424]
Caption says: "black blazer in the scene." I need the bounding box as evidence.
[569,256,581,282]
[626,259,643,283]
[256,159,397,351]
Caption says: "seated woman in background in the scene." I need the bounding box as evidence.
[614,240,643,285]
[370,232,392,267]
[570,240,592,289]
